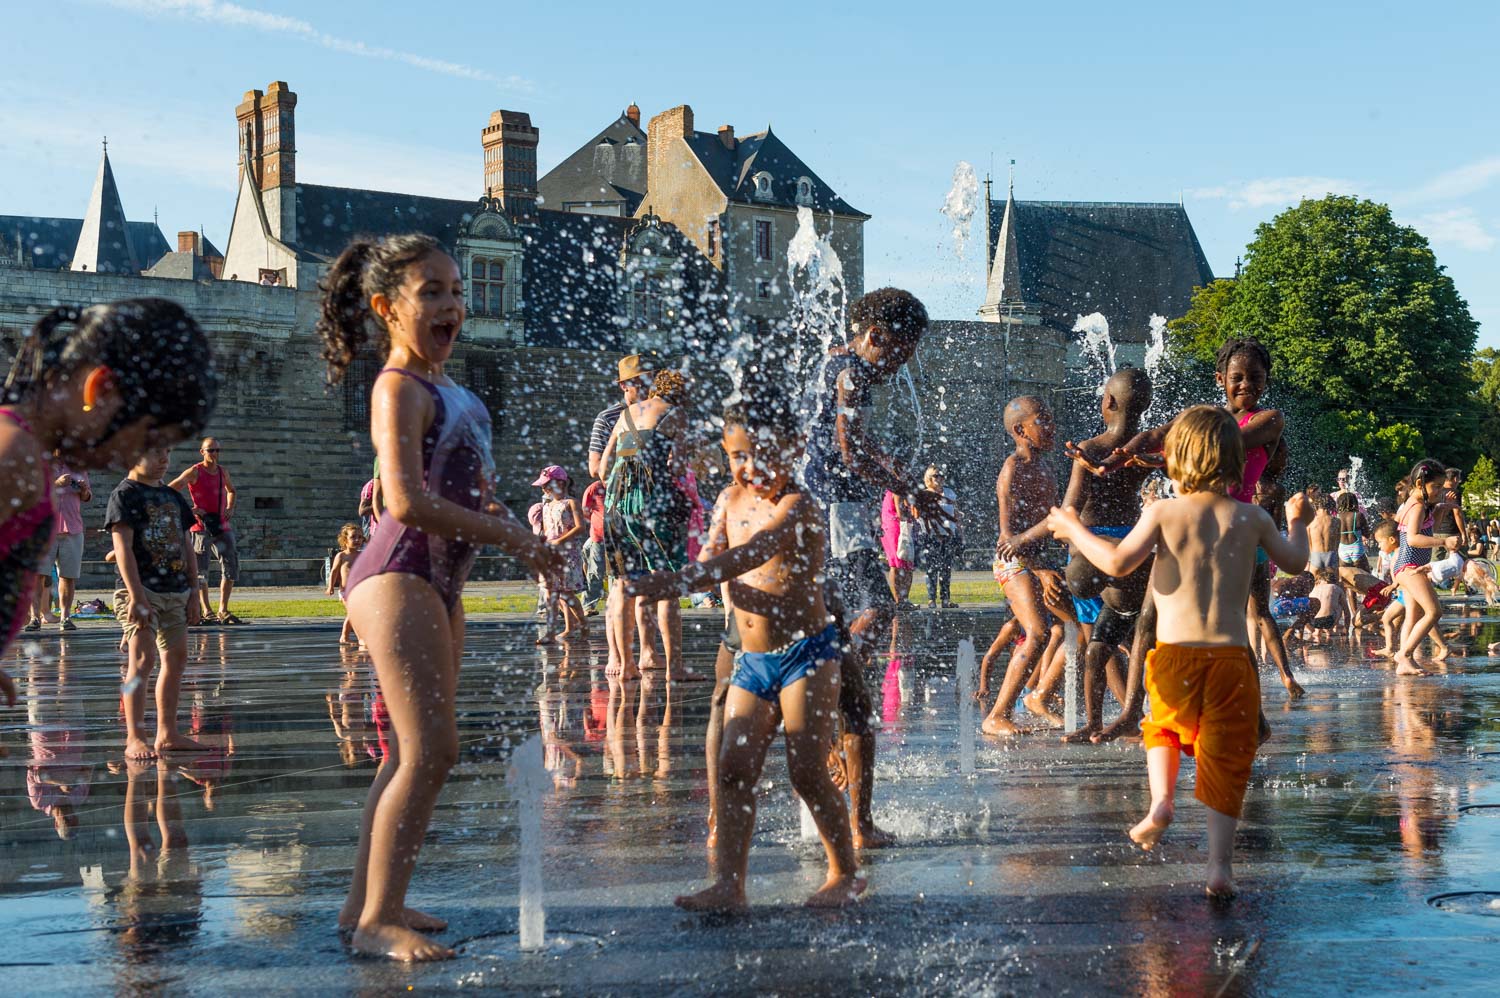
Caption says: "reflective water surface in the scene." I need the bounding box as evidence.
[4,608,1500,994]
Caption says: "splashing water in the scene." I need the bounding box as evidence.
[786,205,849,414]
[956,638,976,777]
[939,161,980,258]
[799,797,819,841]
[1347,455,1366,500]
[1144,314,1168,382]
[1062,620,1081,734]
[506,733,548,951]
[1073,313,1117,388]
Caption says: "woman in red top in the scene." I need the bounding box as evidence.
[169,437,242,624]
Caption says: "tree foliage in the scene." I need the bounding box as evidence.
[1169,195,1481,485]
[1464,455,1500,522]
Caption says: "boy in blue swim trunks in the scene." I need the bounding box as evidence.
[629,393,864,913]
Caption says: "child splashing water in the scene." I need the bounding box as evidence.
[1049,405,1311,898]
[317,233,561,962]
[0,300,217,697]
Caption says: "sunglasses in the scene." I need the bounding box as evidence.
[205,448,220,453]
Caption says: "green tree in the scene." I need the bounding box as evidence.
[1170,195,1481,483]
[1464,455,1500,521]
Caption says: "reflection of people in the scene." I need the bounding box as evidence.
[112,758,203,960]
[26,651,92,839]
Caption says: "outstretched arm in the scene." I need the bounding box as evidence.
[629,496,806,598]
[1261,492,1311,573]
[1046,502,1161,578]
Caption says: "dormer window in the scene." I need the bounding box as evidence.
[753,171,773,200]
[796,177,813,206]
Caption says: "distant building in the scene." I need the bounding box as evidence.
[979,178,1214,370]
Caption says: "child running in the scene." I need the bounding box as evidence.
[629,391,864,912]
[108,446,204,759]
[533,465,588,644]
[0,300,216,704]
[318,233,561,962]
[1390,459,1462,675]
[326,523,364,645]
[1048,405,1311,898]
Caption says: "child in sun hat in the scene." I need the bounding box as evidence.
[534,465,588,643]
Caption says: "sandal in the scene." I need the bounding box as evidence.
[218,612,247,626]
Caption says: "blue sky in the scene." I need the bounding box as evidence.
[4,0,1497,346]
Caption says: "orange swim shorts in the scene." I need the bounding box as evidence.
[1141,643,1260,818]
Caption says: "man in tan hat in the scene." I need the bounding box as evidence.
[589,355,658,677]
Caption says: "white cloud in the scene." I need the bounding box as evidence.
[1408,156,1500,202]
[1410,208,1497,253]
[1187,176,1363,211]
[93,0,532,91]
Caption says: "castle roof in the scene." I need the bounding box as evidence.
[293,183,481,261]
[537,113,648,215]
[72,147,142,273]
[684,127,867,217]
[0,214,169,271]
[984,198,1214,344]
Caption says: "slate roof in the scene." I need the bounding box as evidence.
[0,215,170,271]
[522,211,633,349]
[537,114,648,215]
[142,251,217,281]
[685,128,866,218]
[292,183,480,261]
[986,200,1214,344]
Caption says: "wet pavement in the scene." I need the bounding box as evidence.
[4,606,1500,995]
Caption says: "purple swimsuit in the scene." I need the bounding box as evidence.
[345,369,494,609]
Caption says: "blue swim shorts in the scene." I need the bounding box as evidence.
[1272,597,1310,617]
[1072,595,1104,625]
[731,624,842,702]
[1091,525,1133,540]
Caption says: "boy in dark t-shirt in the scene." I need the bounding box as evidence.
[107,447,202,760]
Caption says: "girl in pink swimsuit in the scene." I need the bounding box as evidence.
[0,300,216,672]
[316,233,558,964]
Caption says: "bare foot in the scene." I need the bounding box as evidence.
[339,906,447,933]
[1205,863,1236,899]
[125,738,157,760]
[675,879,747,913]
[973,684,990,702]
[1129,799,1174,850]
[981,714,1020,737]
[1022,692,1064,729]
[805,874,867,908]
[1062,725,1101,744]
[155,734,209,754]
[1371,646,1395,659]
[535,635,556,646]
[853,822,897,850]
[349,922,455,962]
[1093,713,1142,743]
[1430,643,1450,661]
[1283,678,1306,699]
[827,746,849,791]
[1394,657,1429,676]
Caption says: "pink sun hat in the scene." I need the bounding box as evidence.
[532,465,570,488]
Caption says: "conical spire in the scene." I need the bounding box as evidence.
[72,140,139,274]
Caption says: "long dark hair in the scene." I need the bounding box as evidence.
[315,233,447,385]
[2,299,216,441]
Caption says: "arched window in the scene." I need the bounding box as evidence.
[471,256,506,316]
[796,177,813,206]
[754,171,773,199]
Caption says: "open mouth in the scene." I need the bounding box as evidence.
[431,320,458,347]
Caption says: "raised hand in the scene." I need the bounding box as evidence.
[1045,504,1084,542]
[625,570,685,600]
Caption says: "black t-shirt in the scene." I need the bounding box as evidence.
[106,479,196,593]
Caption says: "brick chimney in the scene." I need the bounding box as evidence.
[235,82,297,243]
[482,110,539,219]
[178,230,201,255]
[718,124,735,150]
[625,103,641,127]
[647,105,695,209]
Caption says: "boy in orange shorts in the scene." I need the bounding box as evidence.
[1047,405,1310,898]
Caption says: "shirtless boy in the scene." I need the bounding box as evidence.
[1049,405,1311,898]
[1308,496,1339,574]
[982,396,1062,737]
[1059,367,1155,742]
[630,395,864,912]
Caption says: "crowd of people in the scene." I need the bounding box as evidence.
[0,231,1491,963]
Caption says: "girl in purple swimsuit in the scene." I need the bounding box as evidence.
[0,300,216,680]
[317,233,559,964]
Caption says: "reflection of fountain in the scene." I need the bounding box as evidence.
[1062,621,1080,734]
[506,734,547,951]
[956,638,976,777]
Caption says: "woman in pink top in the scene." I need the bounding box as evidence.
[27,463,91,632]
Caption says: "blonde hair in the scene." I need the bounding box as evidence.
[337,522,364,553]
[923,465,943,488]
[1165,405,1244,496]
[647,369,687,406]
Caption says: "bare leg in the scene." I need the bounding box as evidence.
[1096,582,1154,743]
[1250,575,1303,698]
[1063,641,1112,743]
[154,635,206,754]
[1395,576,1438,675]
[705,643,733,852]
[984,574,1048,736]
[1205,806,1238,898]
[782,665,865,908]
[657,598,683,679]
[344,576,460,962]
[58,577,77,623]
[123,629,160,760]
[218,577,234,618]
[1129,743,1179,849]
[977,616,1018,701]
[635,596,663,671]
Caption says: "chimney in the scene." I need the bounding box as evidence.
[178,230,201,256]
[481,110,540,219]
[625,103,641,127]
[646,105,695,208]
[235,82,298,243]
[718,125,735,150]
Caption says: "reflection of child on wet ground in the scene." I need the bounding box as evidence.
[109,447,206,760]
[1059,367,1156,742]
[982,395,1068,737]
[629,394,863,912]
[1049,405,1311,898]
[534,465,588,644]
[326,523,364,645]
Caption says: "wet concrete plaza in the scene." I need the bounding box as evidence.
[4,606,1500,995]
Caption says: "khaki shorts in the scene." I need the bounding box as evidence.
[46,532,86,580]
[113,588,189,651]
